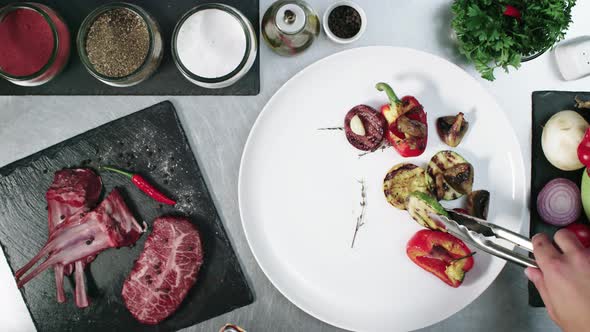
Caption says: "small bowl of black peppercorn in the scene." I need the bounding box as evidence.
[323,1,366,44]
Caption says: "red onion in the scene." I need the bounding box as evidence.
[537,178,581,226]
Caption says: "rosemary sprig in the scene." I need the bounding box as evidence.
[317,127,344,131]
[351,179,367,248]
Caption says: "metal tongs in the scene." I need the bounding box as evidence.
[429,210,538,268]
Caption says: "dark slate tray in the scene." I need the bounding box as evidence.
[0,101,253,331]
[530,91,590,307]
[0,0,259,95]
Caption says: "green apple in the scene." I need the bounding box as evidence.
[581,169,590,220]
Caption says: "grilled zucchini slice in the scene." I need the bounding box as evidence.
[407,192,448,231]
[427,151,474,201]
[383,163,431,210]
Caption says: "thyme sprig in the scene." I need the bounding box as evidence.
[351,179,367,248]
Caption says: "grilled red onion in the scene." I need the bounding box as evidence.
[537,178,581,226]
[344,105,387,151]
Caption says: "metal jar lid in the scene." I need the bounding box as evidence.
[275,3,306,34]
[261,0,320,56]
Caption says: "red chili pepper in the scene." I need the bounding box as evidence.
[503,5,521,20]
[406,229,475,288]
[376,82,428,157]
[101,166,176,206]
[578,128,590,175]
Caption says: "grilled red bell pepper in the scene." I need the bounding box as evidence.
[406,229,474,288]
[376,82,428,157]
[578,128,590,174]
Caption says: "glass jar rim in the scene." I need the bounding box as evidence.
[76,2,156,82]
[0,2,61,81]
[171,3,253,84]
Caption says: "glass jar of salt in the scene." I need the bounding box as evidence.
[172,4,257,89]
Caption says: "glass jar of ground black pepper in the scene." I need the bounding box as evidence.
[0,2,70,86]
[77,3,163,87]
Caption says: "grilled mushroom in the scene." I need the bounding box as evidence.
[467,190,490,220]
[444,163,474,195]
[437,112,469,147]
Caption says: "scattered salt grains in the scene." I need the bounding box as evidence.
[174,188,199,214]
[64,124,202,214]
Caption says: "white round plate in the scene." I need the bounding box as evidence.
[239,46,526,332]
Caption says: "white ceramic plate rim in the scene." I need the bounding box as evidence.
[238,46,526,331]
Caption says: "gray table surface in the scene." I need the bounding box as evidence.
[2,0,590,331]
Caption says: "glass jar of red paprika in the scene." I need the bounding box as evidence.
[0,3,71,86]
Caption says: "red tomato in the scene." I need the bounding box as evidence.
[565,223,590,248]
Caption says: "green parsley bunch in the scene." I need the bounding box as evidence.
[452,0,576,80]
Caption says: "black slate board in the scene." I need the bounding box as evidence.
[0,0,260,95]
[0,101,254,331]
[530,91,590,307]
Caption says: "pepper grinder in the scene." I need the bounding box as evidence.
[261,0,320,56]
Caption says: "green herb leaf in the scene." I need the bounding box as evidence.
[452,0,576,81]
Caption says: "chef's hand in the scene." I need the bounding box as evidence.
[525,230,590,332]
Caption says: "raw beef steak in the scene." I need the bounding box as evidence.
[122,216,204,324]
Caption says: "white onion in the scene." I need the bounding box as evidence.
[541,111,588,171]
